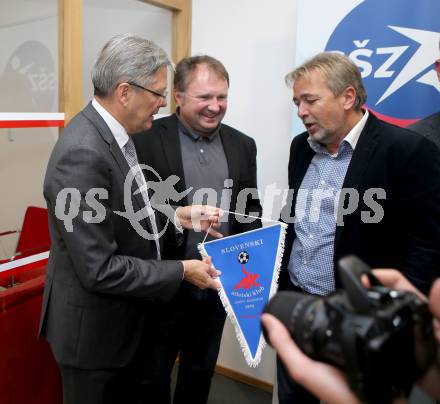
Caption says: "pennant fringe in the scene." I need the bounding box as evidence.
[198,223,287,367]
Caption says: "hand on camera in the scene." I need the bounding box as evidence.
[262,270,440,404]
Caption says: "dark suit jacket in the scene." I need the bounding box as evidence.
[133,114,262,262]
[409,111,440,151]
[39,103,184,369]
[279,112,440,295]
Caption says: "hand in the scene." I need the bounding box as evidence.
[418,279,440,399]
[429,279,440,344]
[176,205,224,238]
[369,270,440,400]
[261,313,361,404]
[261,315,410,404]
[370,273,440,344]
[364,269,426,301]
[182,256,221,290]
[263,270,440,404]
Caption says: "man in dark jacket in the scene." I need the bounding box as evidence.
[277,51,440,404]
[134,55,262,404]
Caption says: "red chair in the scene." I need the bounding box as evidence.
[0,260,62,404]
[0,209,61,404]
[0,206,50,263]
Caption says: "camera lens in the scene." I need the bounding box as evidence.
[263,291,343,366]
[263,291,318,352]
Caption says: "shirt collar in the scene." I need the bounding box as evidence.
[344,108,369,150]
[176,108,220,142]
[307,109,369,155]
[92,98,129,149]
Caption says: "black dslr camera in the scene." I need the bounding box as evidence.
[263,256,436,403]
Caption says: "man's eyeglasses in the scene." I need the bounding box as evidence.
[128,82,168,99]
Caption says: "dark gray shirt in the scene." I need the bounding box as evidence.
[177,115,231,259]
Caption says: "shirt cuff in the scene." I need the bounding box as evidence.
[180,260,185,280]
[174,208,184,233]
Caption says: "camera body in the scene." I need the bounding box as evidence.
[264,256,435,403]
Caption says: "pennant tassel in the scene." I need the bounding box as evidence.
[198,223,287,367]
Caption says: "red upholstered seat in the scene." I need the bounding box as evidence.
[0,261,62,404]
[0,206,50,262]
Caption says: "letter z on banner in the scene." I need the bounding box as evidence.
[198,223,287,367]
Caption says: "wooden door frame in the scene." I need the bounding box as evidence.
[59,0,191,124]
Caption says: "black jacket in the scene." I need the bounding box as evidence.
[280,112,440,295]
[133,114,262,260]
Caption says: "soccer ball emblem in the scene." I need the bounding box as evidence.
[237,251,249,264]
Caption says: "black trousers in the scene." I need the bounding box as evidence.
[142,285,227,404]
[58,319,154,404]
[276,281,320,404]
[60,365,141,404]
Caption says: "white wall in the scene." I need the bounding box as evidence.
[83,0,172,113]
[0,0,58,259]
[191,0,298,386]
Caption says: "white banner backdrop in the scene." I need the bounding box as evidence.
[293,0,440,135]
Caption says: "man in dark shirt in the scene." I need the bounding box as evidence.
[133,55,262,404]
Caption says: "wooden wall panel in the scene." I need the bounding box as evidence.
[59,0,191,122]
[59,0,83,125]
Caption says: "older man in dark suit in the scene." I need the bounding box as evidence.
[277,52,440,404]
[409,44,440,150]
[39,34,223,404]
[133,55,262,404]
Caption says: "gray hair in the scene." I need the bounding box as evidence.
[92,33,171,97]
[285,52,367,111]
[174,55,229,92]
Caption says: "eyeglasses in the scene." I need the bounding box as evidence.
[128,82,168,99]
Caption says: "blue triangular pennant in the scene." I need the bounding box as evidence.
[198,223,287,367]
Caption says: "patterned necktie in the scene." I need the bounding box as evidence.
[123,137,161,259]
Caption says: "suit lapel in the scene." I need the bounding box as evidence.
[334,112,380,252]
[108,143,152,227]
[159,116,188,201]
[219,127,240,227]
[220,127,239,185]
[293,142,315,190]
[83,102,154,235]
[290,136,315,218]
[83,104,135,189]
[341,114,380,190]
